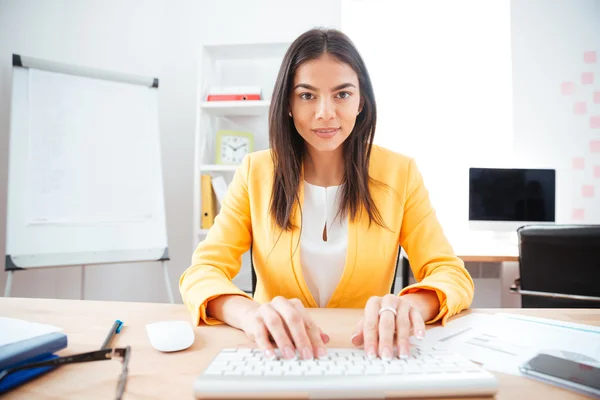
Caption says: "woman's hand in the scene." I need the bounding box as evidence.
[241,296,330,361]
[350,294,426,360]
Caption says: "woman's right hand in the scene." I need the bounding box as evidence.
[241,296,329,360]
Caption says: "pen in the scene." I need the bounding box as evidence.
[101,319,124,349]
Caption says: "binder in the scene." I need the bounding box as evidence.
[200,175,217,229]
[0,332,67,370]
[0,331,67,394]
[206,86,262,102]
[0,353,58,394]
[207,94,261,101]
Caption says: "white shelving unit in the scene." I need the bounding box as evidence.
[199,164,239,172]
[192,41,290,292]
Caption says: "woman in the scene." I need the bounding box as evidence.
[180,28,473,362]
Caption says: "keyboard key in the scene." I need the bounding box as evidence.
[203,369,223,376]
[345,369,364,375]
[244,370,263,376]
[304,370,323,376]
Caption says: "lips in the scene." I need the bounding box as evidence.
[312,127,340,138]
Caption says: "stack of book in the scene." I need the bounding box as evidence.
[0,317,68,394]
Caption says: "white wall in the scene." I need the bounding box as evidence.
[341,0,600,227]
[511,0,600,224]
[342,0,514,234]
[0,0,342,302]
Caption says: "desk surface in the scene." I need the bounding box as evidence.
[446,230,519,262]
[1,298,598,400]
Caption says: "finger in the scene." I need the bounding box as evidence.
[271,297,314,360]
[378,295,398,360]
[252,316,277,360]
[351,318,364,346]
[395,302,413,359]
[259,304,296,360]
[321,330,330,344]
[410,307,426,340]
[289,300,328,359]
[363,296,381,358]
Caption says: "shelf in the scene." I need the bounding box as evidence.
[200,100,270,116]
[200,164,239,172]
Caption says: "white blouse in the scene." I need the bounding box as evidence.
[300,181,348,307]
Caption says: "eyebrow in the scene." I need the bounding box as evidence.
[293,83,357,91]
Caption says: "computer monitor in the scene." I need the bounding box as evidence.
[469,167,556,232]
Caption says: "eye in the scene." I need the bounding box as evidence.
[336,91,352,99]
[300,93,315,100]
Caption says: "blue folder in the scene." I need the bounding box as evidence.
[0,332,67,393]
[0,353,59,393]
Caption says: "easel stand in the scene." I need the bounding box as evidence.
[4,260,175,304]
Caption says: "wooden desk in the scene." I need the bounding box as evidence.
[1,298,598,399]
[399,232,519,291]
[448,231,519,263]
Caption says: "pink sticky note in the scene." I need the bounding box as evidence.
[594,165,600,178]
[584,51,597,63]
[591,116,600,128]
[582,72,594,85]
[561,82,576,95]
[573,157,585,169]
[595,91,600,104]
[592,140,600,152]
[573,208,585,220]
[582,185,595,198]
[574,102,587,115]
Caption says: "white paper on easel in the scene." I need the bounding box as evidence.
[412,313,600,376]
[26,68,155,225]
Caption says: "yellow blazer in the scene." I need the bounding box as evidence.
[180,145,474,326]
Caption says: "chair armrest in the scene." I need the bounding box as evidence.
[509,278,600,302]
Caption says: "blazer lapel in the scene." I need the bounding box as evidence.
[289,167,319,308]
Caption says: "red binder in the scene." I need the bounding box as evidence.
[206,94,261,101]
[206,86,262,102]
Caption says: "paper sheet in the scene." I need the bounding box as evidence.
[413,313,600,376]
[0,317,62,348]
[26,68,156,225]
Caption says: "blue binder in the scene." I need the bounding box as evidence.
[0,332,67,393]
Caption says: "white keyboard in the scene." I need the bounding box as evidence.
[194,347,498,399]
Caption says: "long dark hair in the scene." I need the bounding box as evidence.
[269,28,386,232]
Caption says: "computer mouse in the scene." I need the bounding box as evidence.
[145,320,195,352]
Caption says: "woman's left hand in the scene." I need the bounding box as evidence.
[350,294,426,360]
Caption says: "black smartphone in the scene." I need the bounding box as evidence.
[520,353,600,398]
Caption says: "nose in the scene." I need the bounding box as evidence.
[315,97,335,121]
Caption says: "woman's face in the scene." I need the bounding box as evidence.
[289,53,362,154]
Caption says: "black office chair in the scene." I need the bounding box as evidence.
[248,245,406,296]
[510,224,600,308]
